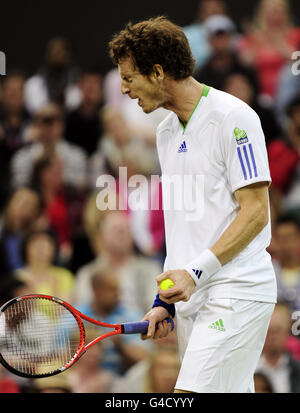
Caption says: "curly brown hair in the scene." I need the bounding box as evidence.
[109,16,195,80]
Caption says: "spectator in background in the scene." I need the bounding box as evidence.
[0,277,29,307]
[239,0,300,98]
[75,210,159,314]
[33,374,72,393]
[11,103,88,191]
[195,15,257,92]
[66,327,116,393]
[112,330,179,393]
[89,106,165,257]
[0,187,41,272]
[24,37,81,114]
[272,216,300,312]
[143,347,182,393]
[0,365,21,393]
[0,73,31,210]
[268,95,300,214]
[102,69,169,145]
[281,95,300,215]
[183,0,228,72]
[65,69,103,156]
[78,268,150,376]
[256,302,300,393]
[89,105,159,183]
[275,41,300,128]
[15,229,75,303]
[30,151,87,265]
[222,71,281,145]
[0,277,30,393]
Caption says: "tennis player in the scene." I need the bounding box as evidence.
[109,17,277,393]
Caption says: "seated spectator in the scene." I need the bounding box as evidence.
[144,347,182,393]
[281,95,300,214]
[15,229,75,303]
[195,15,257,92]
[275,42,300,128]
[75,210,159,314]
[0,277,29,307]
[65,69,103,156]
[0,187,41,272]
[67,327,117,393]
[30,151,87,264]
[0,365,21,393]
[89,105,159,184]
[239,0,300,98]
[222,71,281,145]
[11,103,88,191]
[90,106,164,257]
[78,268,150,376]
[256,301,300,393]
[268,95,300,213]
[112,345,180,393]
[254,372,274,393]
[272,216,300,311]
[0,277,33,393]
[182,0,228,72]
[0,73,31,210]
[24,37,81,114]
[102,69,169,145]
[33,373,72,393]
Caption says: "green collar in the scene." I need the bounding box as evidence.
[178,84,210,132]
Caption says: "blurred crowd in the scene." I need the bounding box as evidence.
[1,0,300,393]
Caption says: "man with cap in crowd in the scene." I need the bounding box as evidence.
[195,15,257,92]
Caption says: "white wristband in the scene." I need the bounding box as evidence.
[184,249,222,287]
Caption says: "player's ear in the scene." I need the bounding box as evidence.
[152,64,164,82]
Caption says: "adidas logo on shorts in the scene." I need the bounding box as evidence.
[208,318,226,332]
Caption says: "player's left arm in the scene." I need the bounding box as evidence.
[210,181,269,265]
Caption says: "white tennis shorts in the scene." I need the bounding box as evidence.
[175,297,275,393]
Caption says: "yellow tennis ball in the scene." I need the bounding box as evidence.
[160,278,175,290]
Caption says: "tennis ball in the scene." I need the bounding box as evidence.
[160,278,175,290]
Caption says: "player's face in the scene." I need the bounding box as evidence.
[118,57,164,114]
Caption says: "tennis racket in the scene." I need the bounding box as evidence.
[0,294,174,379]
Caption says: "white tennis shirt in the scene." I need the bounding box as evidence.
[156,85,277,317]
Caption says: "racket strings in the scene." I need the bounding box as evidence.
[0,298,82,376]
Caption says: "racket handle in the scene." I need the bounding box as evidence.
[122,318,174,335]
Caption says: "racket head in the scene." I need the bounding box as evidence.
[0,295,86,378]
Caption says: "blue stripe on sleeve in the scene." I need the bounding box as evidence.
[248,144,258,177]
[243,145,252,179]
[237,147,247,180]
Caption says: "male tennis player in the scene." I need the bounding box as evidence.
[109,17,277,393]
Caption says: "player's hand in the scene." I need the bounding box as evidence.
[141,306,172,341]
[156,270,196,304]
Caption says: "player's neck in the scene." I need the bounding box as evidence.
[163,77,204,126]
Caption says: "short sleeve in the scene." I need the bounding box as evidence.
[220,106,272,193]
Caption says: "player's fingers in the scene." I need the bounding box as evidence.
[159,292,186,304]
[146,317,159,339]
[155,271,172,284]
[158,286,177,298]
[153,320,169,340]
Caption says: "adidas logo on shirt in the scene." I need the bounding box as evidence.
[208,319,226,332]
[192,269,202,279]
[178,141,187,153]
